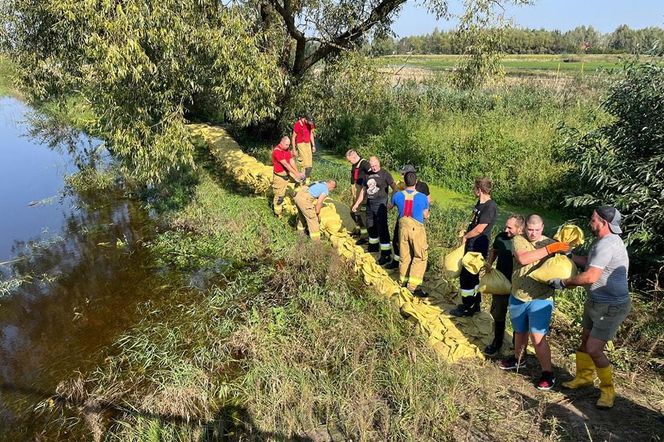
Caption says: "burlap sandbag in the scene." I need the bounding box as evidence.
[462,252,485,275]
[554,224,585,248]
[443,245,465,277]
[529,254,578,283]
[479,269,512,295]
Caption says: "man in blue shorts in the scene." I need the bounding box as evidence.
[498,214,570,391]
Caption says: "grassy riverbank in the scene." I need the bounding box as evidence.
[0,54,18,96]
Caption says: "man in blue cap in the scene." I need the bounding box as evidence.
[549,206,630,409]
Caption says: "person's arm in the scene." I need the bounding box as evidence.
[463,223,488,243]
[571,254,588,267]
[290,128,297,155]
[514,241,569,266]
[351,187,365,212]
[423,208,430,219]
[283,158,304,180]
[487,249,498,266]
[550,242,606,289]
[310,127,316,153]
[315,194,327,215]
[563,267,603,287]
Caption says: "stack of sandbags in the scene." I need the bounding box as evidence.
[191,123,492,363]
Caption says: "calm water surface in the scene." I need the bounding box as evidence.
[0,97,175,438]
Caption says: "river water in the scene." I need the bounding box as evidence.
[0,97,175,438]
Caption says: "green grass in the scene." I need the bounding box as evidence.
[376,53,628,74]
[0,54,19,97]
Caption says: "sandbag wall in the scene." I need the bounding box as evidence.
[190,123,493,362]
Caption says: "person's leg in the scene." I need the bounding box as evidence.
[377,203,392,264]
[398,219,412,288]
[301,196,321,240]
[272,174,288,217]
[499,296,528,369]
[406,221,427,292]
[392,220,401,262]
[366,201,379,252]
[530,333,552,372]
[527,299,554,372]
[485,294,509,355]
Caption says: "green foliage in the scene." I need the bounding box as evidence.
[562,60,664,278]
[2,0,283,183]
[0,54,18,96]
[373,24,664,55]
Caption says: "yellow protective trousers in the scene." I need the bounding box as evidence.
[294,187,321,240]
[350,183,368,236]
[272,173,290,217]
[296,142,313,169]
[399,216,428,291]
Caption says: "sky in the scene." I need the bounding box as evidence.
[392,0,664,37]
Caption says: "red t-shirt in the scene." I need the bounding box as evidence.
[272,146,291,174]
[293,120,314,144]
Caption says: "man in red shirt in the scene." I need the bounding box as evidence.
[291,114,316,182]
[272,136,305,217]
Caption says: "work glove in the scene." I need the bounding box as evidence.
[545,241,570,255]
[548,278,566,290]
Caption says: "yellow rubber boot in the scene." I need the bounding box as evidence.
[596,365,616,409]
[562,351,595,389]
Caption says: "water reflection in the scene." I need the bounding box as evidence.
[0,97,174,438]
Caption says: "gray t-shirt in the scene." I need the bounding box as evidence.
[586,234,629,304]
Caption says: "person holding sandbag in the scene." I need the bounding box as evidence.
[549,207,630,409]
[450,177,498,317]
[483,214,525,357]
[498,214,570,391]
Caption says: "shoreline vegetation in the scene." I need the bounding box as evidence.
[1,53,663,439]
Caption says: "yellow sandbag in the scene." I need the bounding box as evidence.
[529,254,578,284]
[479,268,512,295]
[443,245,465,277]
[319,204,343,233]
[462,252,484,275]
[554,224,585,248]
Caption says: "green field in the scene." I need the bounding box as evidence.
[377,53,629,74]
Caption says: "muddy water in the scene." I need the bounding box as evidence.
[0,98,176,438]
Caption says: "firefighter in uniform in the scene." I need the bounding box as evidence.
[291,114,316,182]
[385,165,431,270]
[294,180,337,240]
[351,156,398,264]
[390,171,430,297]
[271,136,305,217]
[345,149,371,241]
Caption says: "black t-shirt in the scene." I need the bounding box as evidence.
[467,199,497,239]
[351,158,371,186]
[415,181,430,196]
[364,169,395,201]
[492,231,514,281]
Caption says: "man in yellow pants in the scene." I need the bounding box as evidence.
[272,136,305,217]
[291,114,316,182]
[390,172,430,297]
[294,180,337,240]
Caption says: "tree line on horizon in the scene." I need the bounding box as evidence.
[370,25,664,55]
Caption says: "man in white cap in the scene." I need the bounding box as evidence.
[549,206,630,409]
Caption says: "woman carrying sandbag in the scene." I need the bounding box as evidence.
[451,177,498,317]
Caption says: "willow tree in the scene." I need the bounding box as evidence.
[1,0,523,182]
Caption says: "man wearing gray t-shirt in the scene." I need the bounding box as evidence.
[549,206,630,409]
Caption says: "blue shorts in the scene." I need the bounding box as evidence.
[509,295,554,335]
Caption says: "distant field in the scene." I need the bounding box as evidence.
[376,54,629,74]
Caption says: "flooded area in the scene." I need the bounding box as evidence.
[0,97,175,438]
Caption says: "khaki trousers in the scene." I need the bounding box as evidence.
[272,173,289,216]
[296,142,313,169]
[294,187,321,240]
[399,217,428,290]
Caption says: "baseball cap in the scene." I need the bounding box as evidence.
[400,164,416,175]
[596,206,622,234]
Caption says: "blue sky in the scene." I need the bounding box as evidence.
[392,0,664,37]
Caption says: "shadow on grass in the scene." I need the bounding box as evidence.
[0,382,314,441]
[503,361,664,441]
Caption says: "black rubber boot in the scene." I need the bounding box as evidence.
[484,320,505,356]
